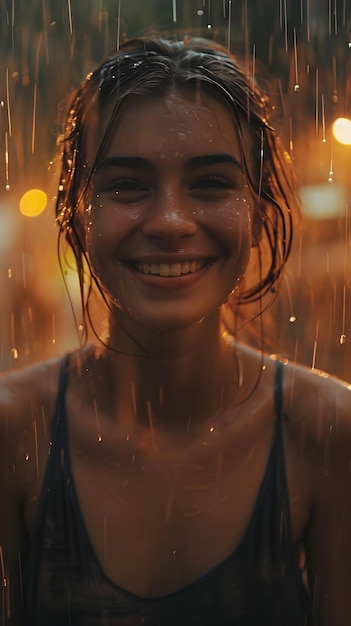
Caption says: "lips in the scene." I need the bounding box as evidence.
[134,260,205,277]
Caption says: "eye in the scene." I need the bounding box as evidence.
[101,178,151,201]
[111,178,148,193]
[191,175,236,190]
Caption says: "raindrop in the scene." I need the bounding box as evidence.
[6,68,12,137]
[227,0,232,53]
[52,314,56,345]
[293,27,299,91]
[172,0,177,22]
[5,131,9,189]
[93,398,102,442]
[116,0,122,50]
[34,420,39,477]
[311,319,319,370]
[340,334,347,345]
[67,0,73,37]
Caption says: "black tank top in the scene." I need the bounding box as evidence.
[24,356,311,625]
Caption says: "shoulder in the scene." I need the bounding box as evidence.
[282,359,351,469]
[0,355,67,484]
[0,355,64,420]
[236,342,351,470]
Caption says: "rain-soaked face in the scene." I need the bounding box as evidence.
[80,89,254,332]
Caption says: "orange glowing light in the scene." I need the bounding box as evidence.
[19,189,48,217]
[332,117,351,145]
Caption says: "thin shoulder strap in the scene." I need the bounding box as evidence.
[51,352,71,430]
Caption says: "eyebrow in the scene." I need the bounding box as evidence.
[95,153,243,172]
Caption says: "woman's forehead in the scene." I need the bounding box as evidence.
[84,89,250,167]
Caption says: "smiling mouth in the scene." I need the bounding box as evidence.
[133,260,207,277]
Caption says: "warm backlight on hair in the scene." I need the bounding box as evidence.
[19,189,48,217]
[332,117,351,145]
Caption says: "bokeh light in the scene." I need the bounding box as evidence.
[332,117,351,145]
[19,189,48,217]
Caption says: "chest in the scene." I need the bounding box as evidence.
[24,403,310,600]
[64,420,307,597]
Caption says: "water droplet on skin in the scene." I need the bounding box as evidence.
[7,268,12,278]
[289,315,297,323]
[340,334,346,344]
[25,454,29,461]
[11,348,18,359]
[294,84,300,91]
[197,9,204,16]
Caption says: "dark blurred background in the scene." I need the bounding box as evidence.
[1,0,351,380]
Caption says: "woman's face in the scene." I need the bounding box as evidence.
[82,89,254,332]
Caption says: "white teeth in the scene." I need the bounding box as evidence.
[135,261,204,277]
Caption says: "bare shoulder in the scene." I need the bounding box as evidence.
[0,355,66,481]
[0,355,64,424]
[238,342,351,458]
[281,358,351,467]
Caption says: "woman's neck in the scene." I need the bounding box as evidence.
[90,312,240,438]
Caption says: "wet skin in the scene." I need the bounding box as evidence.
[82,90,254,340]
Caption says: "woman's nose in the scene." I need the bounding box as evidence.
[141,187,198,241]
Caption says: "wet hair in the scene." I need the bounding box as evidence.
[55,36,298,340]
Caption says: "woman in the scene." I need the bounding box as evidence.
[1,36,350,625]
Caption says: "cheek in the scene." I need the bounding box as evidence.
[201,196,253,254]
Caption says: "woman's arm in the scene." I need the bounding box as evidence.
[306,465,351,625]
[0,484,27,625]
[0,408,28,625]
[301,374,351,625]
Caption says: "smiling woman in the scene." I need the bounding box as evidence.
[1,36,351,626]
